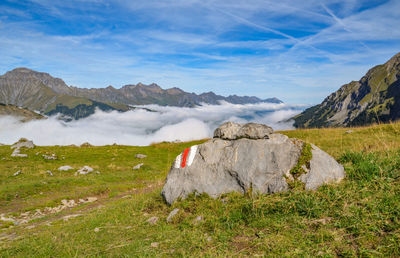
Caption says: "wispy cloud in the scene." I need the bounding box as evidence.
[0,0,398,104]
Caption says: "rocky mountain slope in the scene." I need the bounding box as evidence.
[0,103,44,121]
[0,68,282,120]
[0,68,130,120]
[293,52,400,128]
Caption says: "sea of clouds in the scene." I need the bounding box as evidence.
[0,102,304,146]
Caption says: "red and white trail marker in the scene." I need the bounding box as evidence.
[174,145,198,169]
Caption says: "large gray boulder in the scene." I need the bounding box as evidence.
[162,122,345,204]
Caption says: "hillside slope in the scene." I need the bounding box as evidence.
[0,103,44,121]
[293,52,400,128]
[0,124,399,256]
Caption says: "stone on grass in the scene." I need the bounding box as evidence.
[11,148,28,157]
[13,170,21,176]
[166,208,179,222]
[43,154,57,160]
[162,122,345,205]
[75,166,94,176]
[11,138,34,149]
[147,216,159,225]
[58,165,73,171]
[133,163,144,170]
[135,154,147,159]
[45,170,54,176]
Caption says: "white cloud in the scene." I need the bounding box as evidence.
[0,103,302,146]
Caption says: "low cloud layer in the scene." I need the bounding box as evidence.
[0,102,303,146]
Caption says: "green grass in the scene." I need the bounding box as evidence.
[1,123,400,256]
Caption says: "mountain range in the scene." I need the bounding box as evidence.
[0,68,282,120]
[293,52,400,128]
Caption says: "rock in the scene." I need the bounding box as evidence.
[11,148,28,157]
[193,216,202,225]
[135,154,147,159]
[161,122,345,204]
[12,170,21,176]
[94,227,100,232]
[43,154,57,160]
[45,170,54,176]
[147,216,159,225]
[11,138,34,149]
[298,145,345,190]
[151,242,159,248]
[213,122,273,140]
[166,208,179,222]
[345,130,353,134]
[86,197,98,203]
[133,163,144,170]
[80,142,92,147]
[75,166,94,175]
[58,165,73,171]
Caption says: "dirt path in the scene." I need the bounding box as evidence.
[0,180,164,245]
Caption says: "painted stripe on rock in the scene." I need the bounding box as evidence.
[181,148,190,168]
[174,145,198,169]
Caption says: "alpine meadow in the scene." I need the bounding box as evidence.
[1,0,400,257]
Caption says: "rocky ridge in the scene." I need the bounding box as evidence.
[293,52,400,127]
[0,68,282,120]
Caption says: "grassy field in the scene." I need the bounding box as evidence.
[0,123,399,256]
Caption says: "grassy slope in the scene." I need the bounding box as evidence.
[0,124,399,256]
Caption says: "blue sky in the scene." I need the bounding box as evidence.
[0,0,399,104]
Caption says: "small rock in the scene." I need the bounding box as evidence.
[46,170,54,176]
[94,227,100,232]
[147,216,159,225]
[135,154,147,159]
[166,208,179,222]
[86,197,98,203]
[75,166,94,175]
[25,225,35,229]
[11,138,34,149]
[151,242,159,248]
[11,148,28,157]
[345,130,353,134]
[58,165,73,171]
[43,154,57,160]
[193,216,202,225]
[80,142,92,147]
[13,170,21,176]
[133,163,144,170]
[0,215,16,223]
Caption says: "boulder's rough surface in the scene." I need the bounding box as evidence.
[213,122,273,140]
[162,122,345,204]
